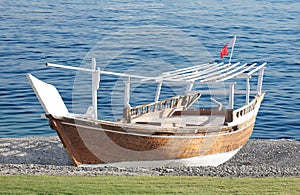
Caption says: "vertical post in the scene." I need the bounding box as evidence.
[123,76,131,122]
[228,83,235,109]
[91,58,100,119]
[155,81,162,102]
[246,77,250,104]
[256,67,265,96]
[124,76,131,108]
[185,81,194,94]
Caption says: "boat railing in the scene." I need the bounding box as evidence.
[124,93,201,122]
[232,95,259,120]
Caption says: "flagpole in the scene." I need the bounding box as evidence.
[229,35,237,64]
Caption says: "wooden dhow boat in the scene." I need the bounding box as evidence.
[27,58,266,167]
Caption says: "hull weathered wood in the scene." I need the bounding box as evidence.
[48,115,254,166]
[47,93,263,167]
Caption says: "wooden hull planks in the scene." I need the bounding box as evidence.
[48,111,257,167]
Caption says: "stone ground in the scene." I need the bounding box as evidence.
[0,136,299,177]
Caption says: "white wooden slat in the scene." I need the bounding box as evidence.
[201,63,248,82]
[159,63,216,80]
[47,60,266,84]
[191,89,230,94]
[181,62,231,81]
[246,62,267,76]
[194,62,227,75]
[190,89,259,95]
[160,65,209,78]
[235,63,266,79]
[46,62,160,81]
[160,62,224,81]
[216,63,257,82]
[46,63,95,73]
[160,65,213,80]
[185,62,240,81]
[161,62,213,76]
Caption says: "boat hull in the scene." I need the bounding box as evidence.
[48,113,256,167]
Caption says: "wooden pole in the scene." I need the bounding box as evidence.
[256,67,265,96]
[185,82,194,94]
[246,77,250,104]
[91,58,100,119]
[124,76,131,108]
[228,83,235,109]
[155,81,163,102]
[229,35,237,64]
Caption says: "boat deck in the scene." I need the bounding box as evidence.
[132,114,225,127]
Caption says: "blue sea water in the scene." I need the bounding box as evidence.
[0,0,299,140]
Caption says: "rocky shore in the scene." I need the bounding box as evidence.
[0,136,299,177]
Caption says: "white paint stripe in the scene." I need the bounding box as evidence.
[78,146,242,168]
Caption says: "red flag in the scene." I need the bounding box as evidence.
[220,36,236,59]
[220,44,229,59]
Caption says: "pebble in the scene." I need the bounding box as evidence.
[0,136,299,177]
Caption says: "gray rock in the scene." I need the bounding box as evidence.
[0,136,299,177]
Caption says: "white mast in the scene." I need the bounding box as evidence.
[229,35,237,64]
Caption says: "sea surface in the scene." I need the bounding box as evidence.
[0,0,299,140]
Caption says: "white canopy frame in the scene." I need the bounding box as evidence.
[46,59,266,119]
